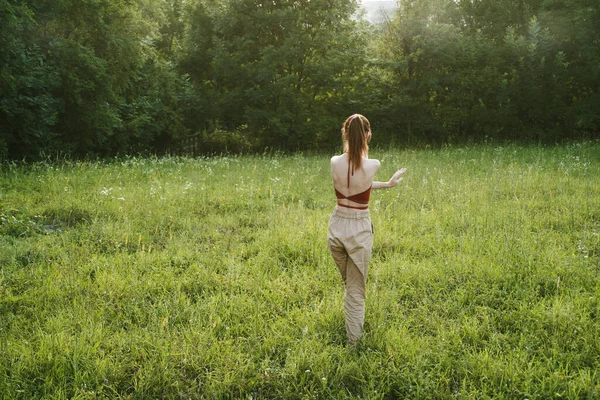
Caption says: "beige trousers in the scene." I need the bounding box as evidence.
[327,206,373,344]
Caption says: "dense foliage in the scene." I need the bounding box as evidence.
[1,0,598,158]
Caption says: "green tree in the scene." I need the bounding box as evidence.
[454,0,544,38]
[370,0,597,143]
[538,0,600,136]
[1,0,191,158]
[2,0,598,158]
[0,1,59,159]
[182,0,368,150]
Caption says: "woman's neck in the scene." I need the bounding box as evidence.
[344,151,368,158]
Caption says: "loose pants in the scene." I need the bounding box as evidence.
[327,206,373,344]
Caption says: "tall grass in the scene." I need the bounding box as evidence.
[1,143,599,398]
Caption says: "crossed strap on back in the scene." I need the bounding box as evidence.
[334,160,371,209]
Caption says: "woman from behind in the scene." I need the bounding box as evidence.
[328,114,406,345]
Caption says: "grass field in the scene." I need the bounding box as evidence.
[1,143,599,399]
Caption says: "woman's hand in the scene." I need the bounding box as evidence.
[387,168,407,187]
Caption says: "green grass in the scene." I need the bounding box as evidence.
[1,143,599,399]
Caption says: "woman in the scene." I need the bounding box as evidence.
[328,114,406,345]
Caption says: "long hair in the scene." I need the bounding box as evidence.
[342,114,371,171]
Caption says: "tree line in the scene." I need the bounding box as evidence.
[1,0,598,159]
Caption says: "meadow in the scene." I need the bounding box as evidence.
[1,143,599,399]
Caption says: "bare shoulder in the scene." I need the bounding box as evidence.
[364,158,381,171]
[330,154,345,165]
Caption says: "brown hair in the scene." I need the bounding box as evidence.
[342,114,371,171]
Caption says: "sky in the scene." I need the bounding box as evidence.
[360,0,398,24]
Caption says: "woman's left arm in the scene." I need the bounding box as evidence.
[372,168,407,189]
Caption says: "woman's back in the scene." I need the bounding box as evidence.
[331,153,380,208]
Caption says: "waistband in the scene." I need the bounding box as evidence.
[331,205,370,219]
[337,202,368,210]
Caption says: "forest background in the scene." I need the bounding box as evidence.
[1,0,599,159]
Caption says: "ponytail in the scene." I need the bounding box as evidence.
[342,114,371,171]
